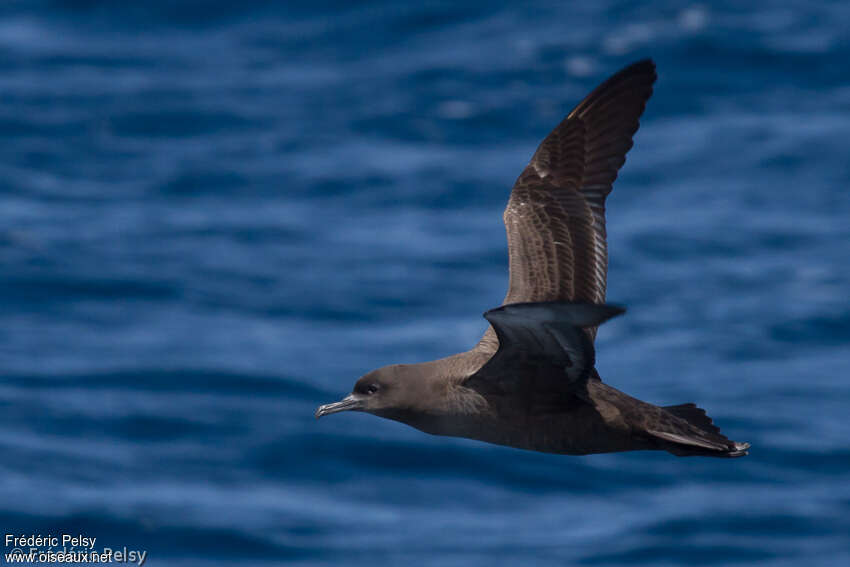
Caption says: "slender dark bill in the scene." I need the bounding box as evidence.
[315,395,362,419]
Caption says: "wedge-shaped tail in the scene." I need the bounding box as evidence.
[652,403,750,458]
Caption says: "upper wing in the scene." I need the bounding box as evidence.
[466,302,625,395]
[478,60,655,351]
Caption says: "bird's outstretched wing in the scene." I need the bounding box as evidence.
[478,60,656,352]
[465,302,625,395]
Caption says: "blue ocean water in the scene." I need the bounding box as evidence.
[1,1,848,565]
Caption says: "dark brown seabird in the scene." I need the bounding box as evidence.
[316,59,750,458]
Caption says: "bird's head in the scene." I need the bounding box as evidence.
[315,364,422,419]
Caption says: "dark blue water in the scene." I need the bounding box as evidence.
[1,2,848,565]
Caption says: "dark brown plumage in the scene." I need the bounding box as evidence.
[316,60,750,458]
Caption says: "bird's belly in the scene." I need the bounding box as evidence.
[487,412,639,455]
[414,406,645,455]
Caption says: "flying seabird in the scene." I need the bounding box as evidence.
[316,60,750,458]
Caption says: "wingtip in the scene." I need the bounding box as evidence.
[607,303,627,316]
[631,57,656,69]
[620,58,657,81]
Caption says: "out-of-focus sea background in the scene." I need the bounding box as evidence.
[1,1,848,565]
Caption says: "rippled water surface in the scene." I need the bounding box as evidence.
[1,1,849,565]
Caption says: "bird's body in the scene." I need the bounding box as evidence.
[372,352,649,456]
[316,60,750,458]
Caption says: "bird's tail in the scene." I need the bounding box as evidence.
[649,403,750,458]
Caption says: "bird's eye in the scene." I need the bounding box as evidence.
[366,383,379,395]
